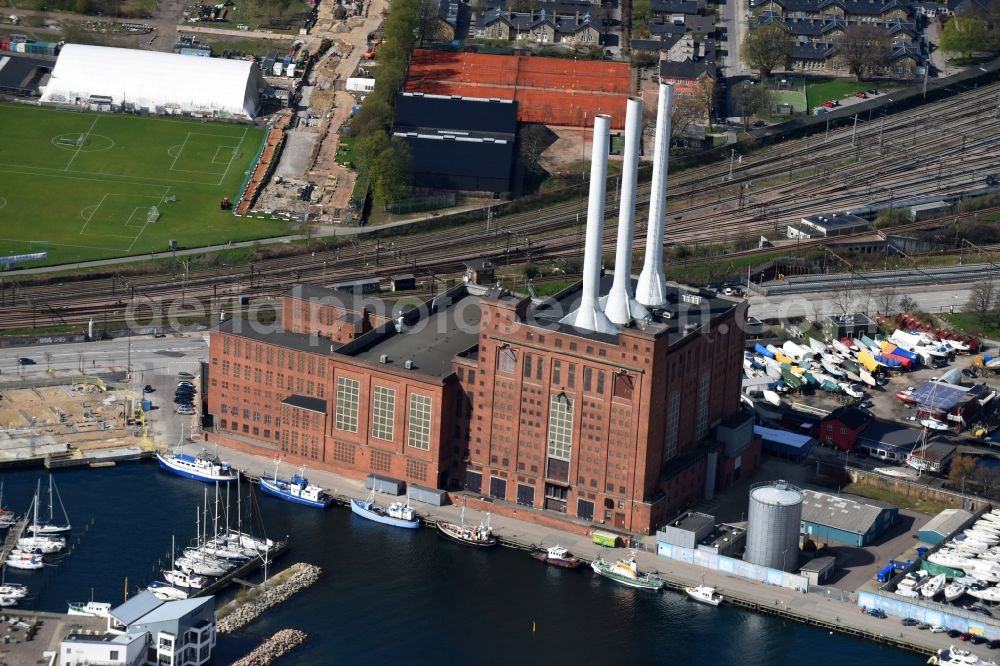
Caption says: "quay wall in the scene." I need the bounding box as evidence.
[655,542,809,592]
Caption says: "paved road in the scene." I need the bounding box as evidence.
[748,282,985,321]
[719,0,749,78]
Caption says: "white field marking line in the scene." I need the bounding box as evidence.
[79,192,111,236]
[64,114,100,172]
[124,206,151,228]
[0,164,221,188]
[0,237,135,252]
[217,126,250,187]
[169,131,192,172]
[127,186,171,252]
[171,135,242,174]
[212,144,237,164]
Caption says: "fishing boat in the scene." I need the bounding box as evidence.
[437,498,496,547]
[146,581,189,601]
[157,449,238,483]
[5,550,43,571]
[351,489,420,529]
[28,475,71,535]
[685,584,723,606]
[529,545,582,569]
[259,461,333,509]
[67,601,112,618]
[590,554,664,590]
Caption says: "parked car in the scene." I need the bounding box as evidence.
[17,357,35,365]
[917,623,931,630]
[988,638,1000,649]
[948,629,963,638]
[854,91,867,99]
[143,385,154,393]
[971,635,988,645]
[960,632,973,641]
[901,618,918,626]
[930,626,946,633]
[822,100,835,108]
[177,372,195,380]
[866,88,879,95]
[177,381,195,389]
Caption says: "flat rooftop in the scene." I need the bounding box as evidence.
[800,212,869,231]
[528,273,740,343]
[346,291,481,378]
[217,316,333,356]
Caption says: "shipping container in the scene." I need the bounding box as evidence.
[365,473,405,496]
[408,484,448,506]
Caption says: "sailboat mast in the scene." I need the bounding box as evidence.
[203,489,209,545]
[237,475,243,535]
[195,507,200,548]
[225,482,230,535]
[48,475,54,522]
[213,483,220,540]
[33,480,40,528]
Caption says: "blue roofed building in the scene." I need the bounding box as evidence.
[855,419,923,462]
[754,425,813,461]
[800,489,897,547]
[60,591,216,666]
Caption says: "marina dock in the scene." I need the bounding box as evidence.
[193,541,289,598]
[0,518,27,563]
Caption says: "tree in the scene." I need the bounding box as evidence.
[510,0,540,11]
[741,24,793,79]
[950,454,977,490]
[966,281,997,327]
[369,137,412,206]
[940,16,990,60]
[876,289,897,316]
[669,95,703,145]
[518,124,549,175]
[732,81,772,130]
[835,24,891,82]
[348,97,392,138]
[694,77,717,130]
[417,0,444,46]
[898,294,917,313]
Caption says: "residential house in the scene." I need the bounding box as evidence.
[475,8,600,45]
[818,404,873,451]
[947,0,991,16]
[650,0,706,16]
[761,0,911,22]
[433,0,472,41]
[658,57,717,97]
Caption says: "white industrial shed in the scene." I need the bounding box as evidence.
[40,44,265,118]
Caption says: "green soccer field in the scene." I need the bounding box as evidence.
[0,105,293,268]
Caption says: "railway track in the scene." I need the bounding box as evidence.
[1,80,998,331]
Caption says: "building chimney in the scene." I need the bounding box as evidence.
[562,114,617,335]
[636,82,673,309]
[602,97,649,326]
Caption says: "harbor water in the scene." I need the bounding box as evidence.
[1,465,923,664]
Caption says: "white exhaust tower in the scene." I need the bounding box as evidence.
[635,83,673,309]
[562,113,617,335]
[603,96,648,326]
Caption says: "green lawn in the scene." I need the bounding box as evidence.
[805,78,866,110]
[842,482,957,516]
[0,105,292,267]
[942,312,1000,340]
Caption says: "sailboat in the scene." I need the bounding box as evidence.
[0,565,28,600]
[437,497,496,547]
[0,483,15,528]
[163,534,206,589]
[4,550,44,571]
[260,460,334,509]
[146,580,189,601]
[19,482,65,554]
[176,504,231,578]
[350,488,421,529]
[28,475,71,535]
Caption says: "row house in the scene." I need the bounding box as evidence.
[476,8,601,45]
[757,13,920,47]
[761,0,911,23]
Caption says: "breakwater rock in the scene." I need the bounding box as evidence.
[218,563,322,634]
[232,629,308,666]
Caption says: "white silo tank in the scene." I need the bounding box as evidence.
[744,480,803,572]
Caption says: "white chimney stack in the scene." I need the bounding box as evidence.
[635,82,673,309]
[602,96,648,326]
[562,114,617,335]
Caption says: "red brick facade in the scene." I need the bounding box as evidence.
[205,282,750,535]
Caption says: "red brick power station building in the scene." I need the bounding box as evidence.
[204,86,759,535]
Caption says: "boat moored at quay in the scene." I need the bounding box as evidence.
[590,554,665,590]
[157,450,239,483]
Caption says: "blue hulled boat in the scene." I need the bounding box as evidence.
[350,490,421,529]
[259,462,333,509]
[157,451,239,483]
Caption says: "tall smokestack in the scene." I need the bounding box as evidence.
[635,83,673,309]
[602,96,648,326]
[562,114,617,335]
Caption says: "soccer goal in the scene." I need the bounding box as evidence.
[147,206,161,224]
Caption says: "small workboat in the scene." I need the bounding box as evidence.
[437,498,496,548]
[259,461,333,509]
[529,545,582,569]
[350,489,421,529]
[67,601,112,618]
[147,581,189,601]
[157,449,238,483]
[590,554,664,590]
[685,584,723,606]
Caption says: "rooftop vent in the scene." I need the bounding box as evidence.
[405,360,414,370]
[379,354,389,364]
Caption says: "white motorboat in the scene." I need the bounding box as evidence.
[685,584,723,606]
[67,601,112,618]
[966,562,1000,583]
[146,581,189,601]
[944,581,967,602]
[973,521,1000,534]
[163,568,206,589]
[920,574,947,599]
[930,551,975,569]
[965,530,1000,545]
[17,534,64,554]
[921,419,950,431]
[896,574,921,597]
[0,596,16,608]
[928,645,999,665]
[0,568,27,600]
[967,585,1000,603]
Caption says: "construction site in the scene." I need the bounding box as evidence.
[0,379,149,469]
